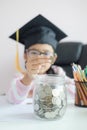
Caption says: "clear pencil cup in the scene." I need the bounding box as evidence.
[75,81,87,107]
[33,74,67,120]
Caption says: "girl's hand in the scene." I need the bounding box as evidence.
[21,56,52,86]
[25,55,52,76]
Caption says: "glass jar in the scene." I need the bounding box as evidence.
[33,74,67,120]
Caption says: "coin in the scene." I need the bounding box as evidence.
[34,104,39,111]
[54,108,59,115]
[52,97,57,104]
[50,112,56,118]
[52,89,59,97]
[56,98,61,106]
[45,112,51,119]
[38,109,44,115]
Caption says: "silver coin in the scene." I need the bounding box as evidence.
[52,89,60,97]
[45,112,51,119]
[34,104,39,111]
[38,109,44,115]
[56,98,62,106]
[52,97,57,104]
[50,111,56,118]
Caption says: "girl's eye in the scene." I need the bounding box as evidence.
[29,50,39,55]
[44,52,53,56]
[44,52,49,55]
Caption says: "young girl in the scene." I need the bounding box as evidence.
[7,15,75,104]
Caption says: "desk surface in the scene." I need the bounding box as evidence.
[0,96,87,130]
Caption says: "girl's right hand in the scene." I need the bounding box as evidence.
[25,55,52,77]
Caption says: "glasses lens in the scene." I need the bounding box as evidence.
[28,50,40,56]
[44,52,54,57]
[27,49,54,57]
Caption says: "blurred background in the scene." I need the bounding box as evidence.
[0,0,87,94]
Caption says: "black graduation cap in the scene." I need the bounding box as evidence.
[9,14,67,50]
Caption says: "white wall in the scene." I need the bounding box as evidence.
[0,0,87,94]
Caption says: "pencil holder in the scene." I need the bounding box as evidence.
[75,81,87,107]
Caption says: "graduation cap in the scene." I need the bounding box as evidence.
[9,14,67,74]
[10,14,67,50]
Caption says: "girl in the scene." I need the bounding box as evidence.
[7,15,75,104]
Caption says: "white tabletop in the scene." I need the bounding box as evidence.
[0,95,87,130]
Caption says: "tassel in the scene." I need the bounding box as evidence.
[15,30,25,74]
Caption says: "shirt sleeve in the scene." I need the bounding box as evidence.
[7,77,33,104]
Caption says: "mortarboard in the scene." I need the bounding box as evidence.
[9,14,67,50]
[9,14,67,74]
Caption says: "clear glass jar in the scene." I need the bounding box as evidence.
[33,74,67,120]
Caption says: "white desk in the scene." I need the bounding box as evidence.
[0,96,87,130]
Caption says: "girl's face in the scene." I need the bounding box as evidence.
[24,43,57,74]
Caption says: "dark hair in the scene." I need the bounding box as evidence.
[24,43,56,53]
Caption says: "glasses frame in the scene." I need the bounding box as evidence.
[26,49,55,57]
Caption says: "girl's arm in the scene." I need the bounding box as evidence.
[7,76,33,104]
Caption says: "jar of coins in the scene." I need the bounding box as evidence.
[33,74,67,120]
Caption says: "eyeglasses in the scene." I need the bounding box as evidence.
[26,49,54,57]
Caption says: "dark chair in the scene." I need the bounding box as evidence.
[55,42,87,78]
